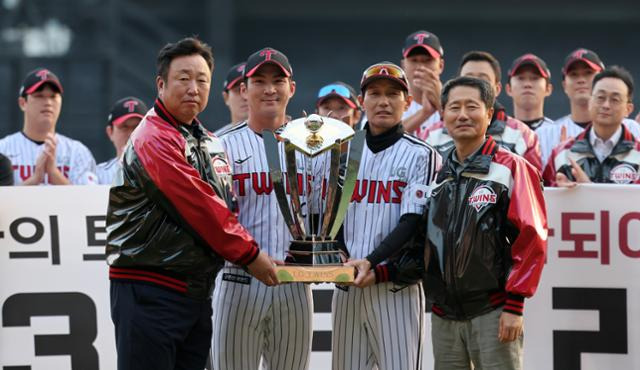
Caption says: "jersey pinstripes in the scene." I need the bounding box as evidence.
[332,134,439,370]
[212,267,312,370]
[96,157,119,185]
[0,132,97,185]
[212,122,313,370]
[332,283,425,370]
[342,135,439,259]
[402,100,440,140]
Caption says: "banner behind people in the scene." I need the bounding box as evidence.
[0,185,638,369]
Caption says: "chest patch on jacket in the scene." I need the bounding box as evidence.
[212,156,232,176]
[468,185,497,211]
[609,163,638,184]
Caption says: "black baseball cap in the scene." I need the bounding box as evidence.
[223,62,246,91]
[562,48,604,75]
[316,82,361,110]
[19,68,63,97]
[402,30,444,59]
[508,53,551,80]
[108,97,148,126]
[360,62,409,93]
[244,47,293,78]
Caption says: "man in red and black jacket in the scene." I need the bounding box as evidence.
[105,37,277,370]
[544,66,640,187]
[423,76,547,370]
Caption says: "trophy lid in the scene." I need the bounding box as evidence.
[278,114,355,156]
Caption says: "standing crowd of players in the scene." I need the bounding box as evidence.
[1,30,640,370]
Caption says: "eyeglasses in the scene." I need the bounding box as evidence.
[361,64,407,84]
[318,84,352,100]
[591,94,628,107]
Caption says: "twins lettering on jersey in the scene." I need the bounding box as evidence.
[350,179,406,204]
[232,172,314,196]
[232,170,408,204]
[12,164,70,181]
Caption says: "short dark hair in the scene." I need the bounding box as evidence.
[441,76,496,110]
[156,37,214,81]
[592,65,634,101]
[459,51,502,84]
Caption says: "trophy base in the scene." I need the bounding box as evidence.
[275,265,355,283]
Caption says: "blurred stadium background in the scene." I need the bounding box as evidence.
[1,0,639,162]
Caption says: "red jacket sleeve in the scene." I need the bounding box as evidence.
[133,122,259,266]
[505,157,548,301]
[523,128,543,172]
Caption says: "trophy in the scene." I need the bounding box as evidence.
[263,114,365,283]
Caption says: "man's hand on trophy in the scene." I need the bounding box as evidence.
[345,259,374,287]
[247,251,279,286]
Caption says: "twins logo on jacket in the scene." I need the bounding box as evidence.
[543,125,640,185]
[332,133,440,370]
[211,122,317,370]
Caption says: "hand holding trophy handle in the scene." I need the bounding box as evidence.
[246,251,279,286]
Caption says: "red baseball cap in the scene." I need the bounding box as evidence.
[244,47,293,78]
[223,62,246,91]
[508,53,551,80]
[360,62,409,93]
[19,68,63,97]
[108,97,148,126]
[402,30,444,59]
[562,48,604,75]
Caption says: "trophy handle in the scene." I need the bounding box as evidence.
[320,143,342,239]
[284,141,308,237]
[328,130,366,239]
[263,131,303,239]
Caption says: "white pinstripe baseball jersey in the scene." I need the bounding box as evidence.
[213,120,246,137]
[96,157,120,185]
[332,131,439,370]
[403,100,441,140]
[341,134,440,259]
[0,132,97,185]
[211,122,317,370]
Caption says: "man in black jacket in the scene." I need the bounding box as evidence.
[425,76,547,370]
[106,37,277,370]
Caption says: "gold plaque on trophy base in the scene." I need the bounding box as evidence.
[274,265,355,284]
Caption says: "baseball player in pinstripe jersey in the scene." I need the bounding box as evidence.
[335,62,440,370]
[401,30,445,138]
[0,68,97,185]
[536,48,640,167]
[214,62,248,136]
[211,47,314,370]
[505,54,554,131]
[96,96,148,185]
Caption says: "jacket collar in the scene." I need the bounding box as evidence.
[364,122,404,153]
[437,136,498,182]
[154,98,203,130]
[570,124,636,156]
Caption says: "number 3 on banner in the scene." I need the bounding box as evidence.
[2,292,99,370]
